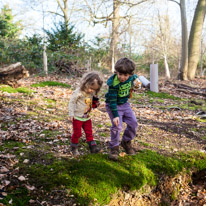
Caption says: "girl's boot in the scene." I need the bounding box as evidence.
[71,144,80,156]
[88,141,100,153]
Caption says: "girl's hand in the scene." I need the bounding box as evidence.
[113,117,119,127]
[96,101,100,107]
[70,117,74,122]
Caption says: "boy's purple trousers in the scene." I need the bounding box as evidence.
[106,102,138,148]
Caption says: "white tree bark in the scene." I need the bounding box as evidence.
[164,54,171,79]
[169,0,188,80]
[111,0,120,70]
[180,0,188,80]
[43,45,48,76]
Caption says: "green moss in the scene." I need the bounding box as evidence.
[40,130,62,138]
[1,121,16,131]
[156,99,165,103]
[171,185,180,201]
[176,151,206,170]
[44,98,56,104]
[105,122,112,127]
[137,150,185,175]
[26,111,39,116]
[145,91,181,100]
[149,99,154,103]
[0,85,17,93]
[1,141,26,154]
[138,141,150,147]
[0,85,35,94]
[0,187,30,206]
[100,132,107,137]
[132,93,144,98]
[195,118,206,123]
[97,124,103,128]
[14,149,206,206]
[16,87,35,94]
[31,81,71,88]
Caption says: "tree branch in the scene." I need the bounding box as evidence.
[168,0,180,6]
[117,0,148,7]
[47,11,64,18]
[56,0,64,12]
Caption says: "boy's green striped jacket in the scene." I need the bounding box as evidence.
[105,74,138,118]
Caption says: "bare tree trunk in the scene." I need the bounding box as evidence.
[164,54,171,79]
[169,0,188,80]
[57,0,69,29]
[43,45,48,76]
[128,23,132,58]
[188,0,206,80]
[200,39,203,76]
[111,0,120,72]
[179,0,188,80]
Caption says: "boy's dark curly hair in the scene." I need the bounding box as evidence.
[115,57,136,75]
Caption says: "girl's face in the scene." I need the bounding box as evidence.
[117,72,131,82]
[85,82,99,94]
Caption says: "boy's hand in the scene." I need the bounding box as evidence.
[133,78,142,90]
[113,117,119,127]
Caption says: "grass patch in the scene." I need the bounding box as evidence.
[0,85,35,94]
[1,121,17,131]
[0,85,17,93]
[0,187,30,206]
[145,91,181,100]
[31,81,71,88]
[195,118,206,123]
[40,130,62,138]
[97,124,103,128]
[100,133,107,137]
[138,141,150,147]
[201,136,206,140]
[44,98,56,104]
[16,87,35,94]
[0,141,26,154]
[14,148,206,206]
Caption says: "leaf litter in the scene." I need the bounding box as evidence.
[0,75,206,205]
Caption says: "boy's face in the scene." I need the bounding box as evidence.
[117,72,131,83]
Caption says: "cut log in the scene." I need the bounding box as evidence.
[55,60,87,76]
[0,62,29,87]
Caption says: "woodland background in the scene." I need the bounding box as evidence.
[0,0,206,206]
[0,0,206,79]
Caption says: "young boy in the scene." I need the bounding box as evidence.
[105,57,141,161]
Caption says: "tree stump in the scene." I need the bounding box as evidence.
[0,62,29,87]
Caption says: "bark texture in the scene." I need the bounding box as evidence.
[0,62,29,87]
[188,0,206,80]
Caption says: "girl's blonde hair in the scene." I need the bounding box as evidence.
[80,71,103,94]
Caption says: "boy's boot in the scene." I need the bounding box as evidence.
[121,140,135,155]
[109,146,119,161]
[88,141,100,153]
[71,146,80,156]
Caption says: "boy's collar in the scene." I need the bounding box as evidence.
[113,75,120,87]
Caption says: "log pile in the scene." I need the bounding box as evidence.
[55,60,87,77]
[0,62,29,87]
[173,83,206,97]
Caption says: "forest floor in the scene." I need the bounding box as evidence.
[0,73,206,206]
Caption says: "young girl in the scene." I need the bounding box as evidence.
[69,71,103,156]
